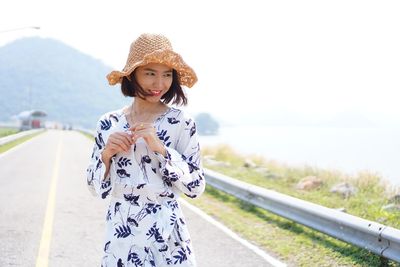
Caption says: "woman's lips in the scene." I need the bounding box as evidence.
[150,90,162,96]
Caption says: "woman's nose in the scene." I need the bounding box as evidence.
[153,76,163,89]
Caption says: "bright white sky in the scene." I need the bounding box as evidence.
[1,0,400,125]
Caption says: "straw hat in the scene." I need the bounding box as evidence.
[106,33,197,88]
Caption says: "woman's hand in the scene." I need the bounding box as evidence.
[130,122,166,156]
[102,131,134,162]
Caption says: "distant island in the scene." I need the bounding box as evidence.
[195,112,219,135]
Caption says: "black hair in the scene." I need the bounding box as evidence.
[121,69,187,106]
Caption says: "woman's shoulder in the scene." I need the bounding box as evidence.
[164,107,196,126]
[96,107,126,130]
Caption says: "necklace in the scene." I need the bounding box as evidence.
[127,103,165,126]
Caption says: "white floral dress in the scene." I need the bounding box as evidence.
[86,107,206,267]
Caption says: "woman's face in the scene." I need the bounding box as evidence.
[134,63,173,102]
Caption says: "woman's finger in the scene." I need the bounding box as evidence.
[113,133,133,147]
[109,132,133,147]
[108,137,130,152]
[108,143,124,153]
[129,122,154,132]
[105,143,123,156]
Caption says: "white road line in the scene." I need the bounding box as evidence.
[179,199,287,267]
[35,134,62,267]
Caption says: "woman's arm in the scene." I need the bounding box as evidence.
[86,115,114,199]
[154,117,206,198]
[87,113,134,199]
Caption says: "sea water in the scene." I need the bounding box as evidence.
[199,125,400,186]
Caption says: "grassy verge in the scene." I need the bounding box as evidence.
[185,144,400,266]
[78,130,95,140]
[0,127,19,137]
[0,131,44,154]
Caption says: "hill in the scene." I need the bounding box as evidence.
[0,37,129,129]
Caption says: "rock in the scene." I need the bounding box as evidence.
[243,159,257,168]
[330,182,358,198]
[296,176,323,191]
[382,203,400,212]
[203,158,231,167]
[389,194,400,204]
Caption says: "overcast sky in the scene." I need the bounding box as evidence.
[1,0,399,125]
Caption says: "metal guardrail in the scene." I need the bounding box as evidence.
[0,129,44,146]
[204,168,400,262]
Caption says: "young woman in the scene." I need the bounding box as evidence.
[86,33,205,266]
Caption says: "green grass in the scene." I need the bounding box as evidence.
[0,131,44,154]
[184,144,400,266]
[78,130,95,140]
[0,127,19,137]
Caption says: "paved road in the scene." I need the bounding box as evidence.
[0,130,277,266]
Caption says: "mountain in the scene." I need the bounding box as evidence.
[0,37,130,129]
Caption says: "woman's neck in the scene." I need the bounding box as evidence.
[132,98,160,112]
[129,97,168,117]
[128,98,167,123]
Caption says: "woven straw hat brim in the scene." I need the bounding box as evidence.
[107,49,197,88]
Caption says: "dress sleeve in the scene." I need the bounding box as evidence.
[154,117,206,198]
[86,115,114,199]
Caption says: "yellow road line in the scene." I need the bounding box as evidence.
[35,135,62,267]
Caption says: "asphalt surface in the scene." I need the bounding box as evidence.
[0,130,277,267]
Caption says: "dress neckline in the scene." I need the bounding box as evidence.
[121,105,172,127]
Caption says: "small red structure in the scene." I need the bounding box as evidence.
[17,110,47,130]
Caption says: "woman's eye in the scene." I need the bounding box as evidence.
[164,73,172,77]
[145,72,155,76]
